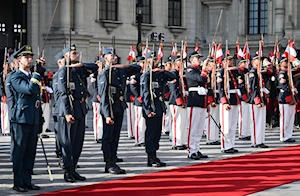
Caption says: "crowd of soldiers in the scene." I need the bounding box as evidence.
[0,39,299,193]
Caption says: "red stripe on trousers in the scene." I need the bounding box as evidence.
[251,104,257,145]
[129,104,133,136]
[172,105,177,146]
[187,107,193,153]
[282,105,285,138]
[208,107,211,140]
[135,106,139,143]
[239,103,242,136]
[221,105,225,149]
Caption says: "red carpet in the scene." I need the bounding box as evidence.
[41,145,300,196]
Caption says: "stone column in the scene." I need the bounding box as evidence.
[274,0,285,36]
[60,0,71,31]
[74,0,84,33]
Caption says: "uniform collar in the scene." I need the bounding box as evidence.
[19,68,31,77]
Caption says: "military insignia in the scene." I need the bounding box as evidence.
[71,46,76,50]
[25,45,31,51]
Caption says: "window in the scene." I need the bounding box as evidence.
[99,0,118,21]
[248,0,268,34]
[136,0,151,24]
[168,0,181,26]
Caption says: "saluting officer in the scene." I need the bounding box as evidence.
[185,51,209,159]
[57,44,97,182]
[98,48,141,174]
[141,51,176,167]
[10,45,42,192]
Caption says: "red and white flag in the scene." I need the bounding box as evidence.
[284,40,297,62]
[127,45,136,61]
[243,42,250,59]
[195,42,200,52]
[236,43,244,59]
[171,42,177,56]
[181,41,187,59]
[157,42,164,61]
[258,41,263,57]
[216,43,223,64]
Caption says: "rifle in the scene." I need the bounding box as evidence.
[287,35,296,103]
[257,35,265,105]
[211,40,217,99]
[3,47,8,83]
[244,36,250,96]
[67,27,74,112]
[108,36,115,119]
[149,43,156,113]
[179,40,187,106]
[224,40,230,100]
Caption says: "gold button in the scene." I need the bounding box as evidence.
[80,83,82,86]
[81,92,83,94]
[120,91,123,93]
[22,108,24,110]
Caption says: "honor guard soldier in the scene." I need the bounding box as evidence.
[10,45,42,192]
[185,51,209,159]
[130,56,146,147]
[52,51,65,167]
[141,51,176,167]
[98,47,141,174]
[206,58,221,145]
[57,44,97,182]
[91,56,104,143]
[162,57,173,137]
[0,58,11,135]
[36,58,53,138]
[277,57,296,143]
[218,55,248,153]
[236,58,251,141]
[168,55,188,150]
[125,77,135,139]
[248,55,268,148]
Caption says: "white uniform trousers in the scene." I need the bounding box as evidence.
[134,105,146,144]
[239,101,251,138]
[220,105,239,150]
[42,102,51,134]
[93,102,103,140]
[126,102,135,138]
[187,107,207,155]
[162,101,172,134]
[249,104,266,145]
[279,104,295,142]
[1,102,10,134]
[207,105,220,143]
[170,105,187,147]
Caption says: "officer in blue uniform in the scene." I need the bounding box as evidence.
[141,51,176,167]
[57,44,97,182]
[98,48,141,174]
[10,45,42,192]
[52,51,64,167]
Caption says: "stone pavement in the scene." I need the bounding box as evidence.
[0,110,300,196]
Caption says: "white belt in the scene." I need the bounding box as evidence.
[214,90,220,93]
[280,88,298,94]
[262,88,270,94]
[228,89,241,97]
[189,87,208,95]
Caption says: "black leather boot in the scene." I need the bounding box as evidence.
[105,159,123,174]
[112,157,126,174]
[71,166,86,181]
[154,151,166,167]
[64,167,75,183]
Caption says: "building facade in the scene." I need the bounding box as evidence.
[1,0,300,70]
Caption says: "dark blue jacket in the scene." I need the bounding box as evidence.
[52,68,63,116]
[130,72,143,107]
[98,64,141,118]
[141,69,176,117]
[91,72,99,103]
[10,70,42,125]
[5,71,16,120]
[57,64,97,119]
[185,65,208,108]
[277,69,294,104]
[168,70,184,106]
